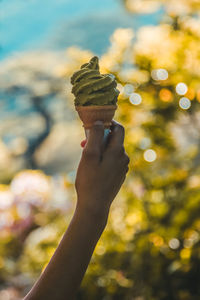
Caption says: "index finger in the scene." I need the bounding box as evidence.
[107,120,125,149]
[84,120,104,155]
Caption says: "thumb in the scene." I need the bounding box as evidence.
[85,121,104,155]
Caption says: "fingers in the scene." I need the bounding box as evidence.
[83,121,104,160]
[106,120,125,150]
[103,120,130,172]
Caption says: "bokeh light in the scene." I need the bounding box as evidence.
[143,149,157,162]
[151,69,168,81]
[124,84,135,95]
[179,97,191,109]
[176,82,188,95]
[159,88,173,102]
[169,238,180,249]
[129,93,142,105]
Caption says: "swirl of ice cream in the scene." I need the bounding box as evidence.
[70,56,119,106]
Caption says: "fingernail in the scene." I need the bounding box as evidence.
[80,140,87,147]
[94,120,103,126]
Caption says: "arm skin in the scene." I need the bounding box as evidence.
[24,120,130,300]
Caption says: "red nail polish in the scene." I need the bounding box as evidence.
[80,140,87,147]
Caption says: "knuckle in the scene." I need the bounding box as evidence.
[124,154,130,164]
[122,164,129,175]
[93,124,104,134]
[123,167,129,175]
[110,146,125,157]
[83,148,99,160]
[108,147,127,159]
[115,146,125,156]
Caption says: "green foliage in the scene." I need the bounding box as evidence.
[1,1,200,299]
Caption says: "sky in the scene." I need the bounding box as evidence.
[1,0,162,59]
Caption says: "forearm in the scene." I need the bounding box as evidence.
[24,202,108,300]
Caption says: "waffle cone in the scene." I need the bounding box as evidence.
[75,105,117,129]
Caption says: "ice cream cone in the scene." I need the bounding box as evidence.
[71,57,119,145]
[75,105,117,129]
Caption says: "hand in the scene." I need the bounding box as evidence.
[75,120,130,219]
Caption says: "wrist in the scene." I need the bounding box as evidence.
[75,198,110,229]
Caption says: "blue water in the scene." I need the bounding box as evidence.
[1,0,162,59]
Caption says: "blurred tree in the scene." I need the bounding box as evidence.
[0,51,80,175]
[24,95,52,169]
[1,1,200,299]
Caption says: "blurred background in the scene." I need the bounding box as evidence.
[1,0,200,299]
